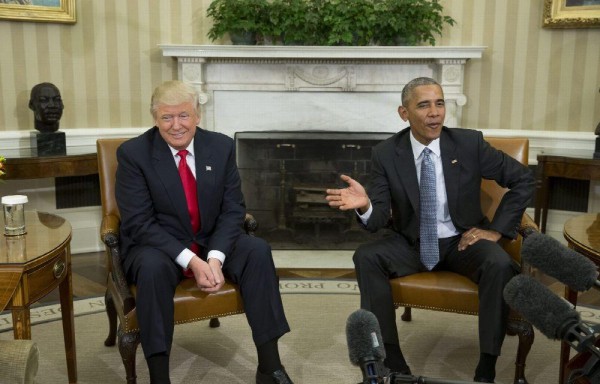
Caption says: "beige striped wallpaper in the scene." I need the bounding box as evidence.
[1,0,598,133]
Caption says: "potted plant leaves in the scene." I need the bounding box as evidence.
[207,0,270,44]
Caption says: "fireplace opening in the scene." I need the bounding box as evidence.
[236,131,395,250]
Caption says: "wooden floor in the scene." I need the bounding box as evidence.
[33,250,600,309]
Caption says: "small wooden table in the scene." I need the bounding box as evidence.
[3,152,98,180]
[0,211,77,383]
[561,213,600,383]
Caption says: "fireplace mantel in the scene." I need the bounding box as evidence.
[160,45,486,137]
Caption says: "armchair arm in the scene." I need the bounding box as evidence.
[518,213,538,238]
[100,214,120,244]
[100,214,136,315]
[101,212,257,315]
[244,213,258,235]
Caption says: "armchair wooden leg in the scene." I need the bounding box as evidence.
[507,319,534,384]
[118,328,141,384]
[401,307,412,322]
[209,318,221,328]
[104,289,117,347]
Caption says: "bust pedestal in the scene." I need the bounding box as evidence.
[29,131,66,156]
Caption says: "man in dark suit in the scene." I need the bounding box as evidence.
[326,77,534,383]
[115,80,293,384]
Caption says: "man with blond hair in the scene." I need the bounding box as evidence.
[116,80,293,384]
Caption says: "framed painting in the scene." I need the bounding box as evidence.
[0,0,75,24]
[543,0,600,28]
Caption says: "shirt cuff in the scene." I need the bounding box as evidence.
[357,201,373,225]
[207,250,225,267]
[175,248,196,269]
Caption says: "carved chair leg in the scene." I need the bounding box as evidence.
[104,289,117,347]
[401,307,412,321]
[209,318,220,328]
[507,319,534,384]
[118,327,141,384]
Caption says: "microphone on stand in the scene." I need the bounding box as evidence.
[346,309,387,384]
[345,309,478,384]
[503,275,600,382]
[521,232,599,292]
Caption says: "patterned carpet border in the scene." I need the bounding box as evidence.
[0,278,359,332]
[3,278,599,332]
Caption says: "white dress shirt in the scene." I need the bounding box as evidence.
[168,138,226,269]
[358,131,459,239]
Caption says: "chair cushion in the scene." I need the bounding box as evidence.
[113,279,244,333]
[390,271,479,315]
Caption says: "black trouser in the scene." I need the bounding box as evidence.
[353,233,518,356]
[126,234,290,358]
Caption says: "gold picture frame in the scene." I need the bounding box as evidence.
[0,0,75,24]
[543,0,600,28]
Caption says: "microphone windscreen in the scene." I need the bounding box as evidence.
[346,309,386,365]
[522,232,598,292]
[503,275,580,339]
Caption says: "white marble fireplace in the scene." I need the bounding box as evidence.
[158,45,487,250]
[160,45,485,137]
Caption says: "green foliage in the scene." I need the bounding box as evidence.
[270,0,324,45]
[206,0,456,46]
[206,0,269,42]
[373,0,456,46]
[320,0,377,46]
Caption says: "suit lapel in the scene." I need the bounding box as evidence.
[193,129,215,228]
[152,131,194,235]
[440,131,460,218]
[392,132,420,212]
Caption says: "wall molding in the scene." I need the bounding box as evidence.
[1,127,596,160]
[0,128,596,253]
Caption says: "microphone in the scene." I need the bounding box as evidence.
[503,275,600,356]
[521,231,599,292]
[346,309,478,384]
[346,309,387,384]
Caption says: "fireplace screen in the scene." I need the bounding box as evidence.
[236,131,394,249]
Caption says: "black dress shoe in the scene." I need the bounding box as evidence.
[473,377,494,383]
[256,367,294,384]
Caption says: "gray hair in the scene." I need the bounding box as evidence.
[150,80,200,117]
[401,77,441,106]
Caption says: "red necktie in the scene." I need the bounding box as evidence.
[177,150,201,277]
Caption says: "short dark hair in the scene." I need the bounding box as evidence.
[401,77,441,106]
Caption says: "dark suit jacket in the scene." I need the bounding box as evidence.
[115,127,245,272]
[364,127,534,242]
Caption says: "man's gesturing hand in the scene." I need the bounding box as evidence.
[325,174,370,214]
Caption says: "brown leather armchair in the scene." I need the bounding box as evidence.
[389,137,537,384]
[97,138,250,384]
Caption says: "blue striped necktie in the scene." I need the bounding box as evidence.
[419,147,439,270]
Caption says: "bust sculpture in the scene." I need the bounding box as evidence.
[28,82,64,133]
[28,82,66,156]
